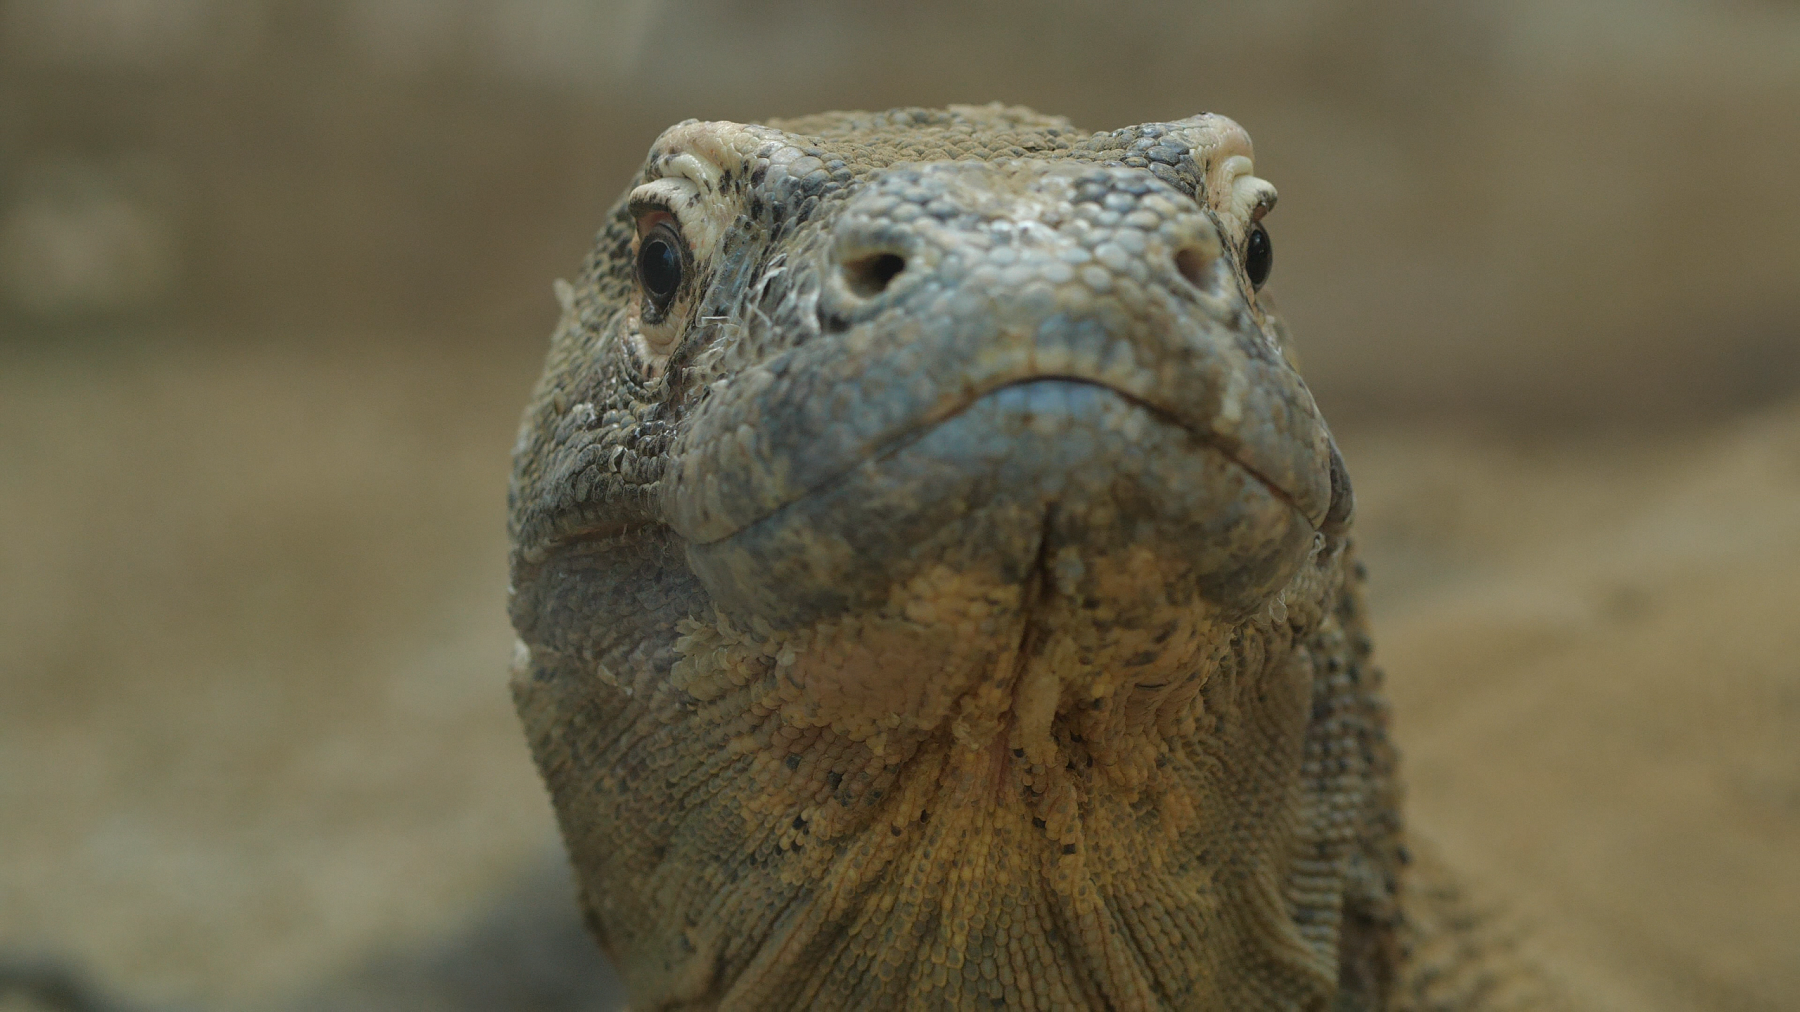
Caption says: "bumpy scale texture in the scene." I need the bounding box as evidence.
[507,105,1563,1011]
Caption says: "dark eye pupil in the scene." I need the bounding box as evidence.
[1245,223,1273,291]
[638,235,682,305]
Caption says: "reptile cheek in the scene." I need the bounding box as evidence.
[1321,439,1355,539]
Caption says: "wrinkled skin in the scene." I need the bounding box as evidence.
[508,105,1403,1011]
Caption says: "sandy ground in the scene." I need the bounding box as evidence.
[1,334,1795,1011]
[1348,416,1800,1011]
[0,335,566,1009]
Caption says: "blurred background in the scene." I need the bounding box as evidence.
[2,1,1796,1010]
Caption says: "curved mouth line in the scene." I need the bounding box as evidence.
[692,375,1315,548]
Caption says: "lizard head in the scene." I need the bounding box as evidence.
[509,106,1390,1009]
[512,104,1353,749]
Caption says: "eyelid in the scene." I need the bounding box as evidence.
[630,203,676,238]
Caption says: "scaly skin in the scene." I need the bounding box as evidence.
[506,105,1554,1011]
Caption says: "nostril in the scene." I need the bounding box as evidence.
[842,252,907,298]
[1173,245,1215,290]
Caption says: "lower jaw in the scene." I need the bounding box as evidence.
[682,379,1316,632]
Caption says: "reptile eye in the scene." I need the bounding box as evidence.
[1245,223,1273,291]
[637,222,685,312]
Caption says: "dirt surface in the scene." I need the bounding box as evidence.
[1349,412,1800,1012]
[0,335,565,1008]
[2,335,1795,1011]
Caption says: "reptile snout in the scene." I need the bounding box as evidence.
[817,161,1233,334]
[670,158,1337,629]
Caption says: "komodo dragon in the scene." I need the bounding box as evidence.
[506,104,1563,1011]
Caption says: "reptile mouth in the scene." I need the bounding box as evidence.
[678,374,1330,628]
[692,374,1315,548]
